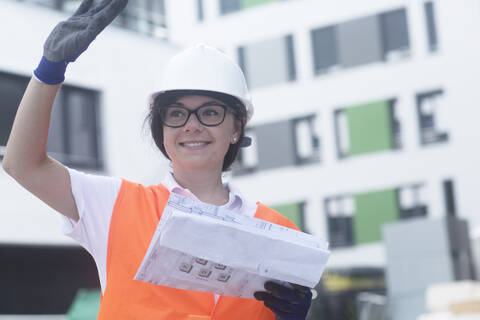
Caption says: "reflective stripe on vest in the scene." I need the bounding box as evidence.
[98,180,299,319]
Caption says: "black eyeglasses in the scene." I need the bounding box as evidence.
[159,103,230,128]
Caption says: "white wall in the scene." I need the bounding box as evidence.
[0,1,179,245]
[166,0,480,267]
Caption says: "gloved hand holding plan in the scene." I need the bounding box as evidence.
[134,193,331,299]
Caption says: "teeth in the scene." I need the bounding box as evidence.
[182,142,207,147]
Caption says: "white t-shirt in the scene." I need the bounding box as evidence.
[61,168,257,296]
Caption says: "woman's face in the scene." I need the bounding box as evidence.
[162,95,241,172]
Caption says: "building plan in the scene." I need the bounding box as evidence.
[134,193,330,299]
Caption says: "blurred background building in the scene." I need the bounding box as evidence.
[1,0,480,319]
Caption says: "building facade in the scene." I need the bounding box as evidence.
[165,0,480,269]
[0,0,176,315]
[2,0,480,317]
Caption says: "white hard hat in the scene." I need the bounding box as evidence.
[151,43,254,122]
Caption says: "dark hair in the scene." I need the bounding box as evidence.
[146,89,247,171]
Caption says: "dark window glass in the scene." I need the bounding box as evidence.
[197,0,204,22]
[47,85,102,170]
[390,100,402,149]
[337,16,383,68]
[239,35,295,88]
[237,46,247,86]
[285,34,296,81]
[112,0,166,37]
[47,91,68,156]
[397,185,428,219]
[65,88,100,166]
[380,8,410,58]
[311,26,339,74]
[24,0,166,37]
[443,179,456,216]
[0,244,99,313]
[0,72,29,154]
[219,0,240,14]
[255,120,296,170]
[325,197,355,248]
[0,70,102,169]
[425,1,439,51]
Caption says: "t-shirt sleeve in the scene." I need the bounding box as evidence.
[60,167,122,293]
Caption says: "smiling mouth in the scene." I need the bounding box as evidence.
[180,142,210,147]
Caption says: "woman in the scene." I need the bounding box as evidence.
[3,0,313,319]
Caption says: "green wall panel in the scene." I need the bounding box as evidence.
[346,100,393,156]
[272,203,304,230]
[353,189,399,244]
[67,289,101,320]
[241,0,277,9]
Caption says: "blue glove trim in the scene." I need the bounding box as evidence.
[33,56,68,85]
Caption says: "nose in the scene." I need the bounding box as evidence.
[183,111,203,132]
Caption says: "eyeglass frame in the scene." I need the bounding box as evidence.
[158,103,238,128]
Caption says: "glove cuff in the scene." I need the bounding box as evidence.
[33,56,68,85]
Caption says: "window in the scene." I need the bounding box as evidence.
[0,72,29,157]
[234,129,259,173]
[311,26,339,74]
[326,185,428,248]
[251,120,297,170]
[337,15,383,68]
[0,71,103,170]
[117,0,166,37]
[443,179,456,216]
[238,35,296,89]
[197,0,205,22]
[424,1,439,52]
[234,114,321,174]
[18,0,167,38]
[311,8,410,75]
[325,196,355,248]
[334,99,400,158]
[0,244,99,314]
[48,85,103,170]
[380,8,410,60]
[416,90,448,145]
[271,202,306,232]
[220,0,241,15]
[293,115,321,164]
[397,184,428,219]
[219,0,280,15]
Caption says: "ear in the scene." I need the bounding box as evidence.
[232,118,244,143]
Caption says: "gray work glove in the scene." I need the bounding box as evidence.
[34,0,128,84]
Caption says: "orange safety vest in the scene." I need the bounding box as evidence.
[97,180,299,319]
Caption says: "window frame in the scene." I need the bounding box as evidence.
[292,114,321,165]
[237,34,297,89]
[416,89,449,145]
[0,70,103,170]
[0,71,30,160]
[379,8,411,61]
[48,84,104,171]
[324,195,355,248]
[424,1,439,52]
[396,183,428,219]
[233,128,259,175]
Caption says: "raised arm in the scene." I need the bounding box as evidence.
[2,0,128,221]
